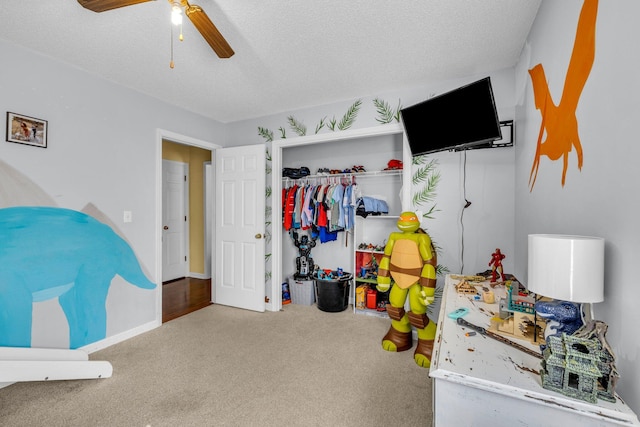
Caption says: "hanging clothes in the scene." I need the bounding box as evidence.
[292,185,304,229]
[283,184,298,231]
[301,184,315,230]
[330,183,345,231]
[282,177,358,242]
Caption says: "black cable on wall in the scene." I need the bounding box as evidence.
[459,151,471,274]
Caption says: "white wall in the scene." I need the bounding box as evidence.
[514,0,640,413]
[427,145,515,277]
[0,39,225,348]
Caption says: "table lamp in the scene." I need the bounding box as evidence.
[527,234,620,404]
[527,234,605,321]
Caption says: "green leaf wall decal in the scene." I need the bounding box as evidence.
[258,127,274,142]
[412,173,441,207]
[373,98,394,124]
[412,158,439,186]
[338,99,362,131]
[315,117,327,134]
[288,116,307,136]
[394,99,403,123]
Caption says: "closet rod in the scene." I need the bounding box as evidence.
[280,169,402,181]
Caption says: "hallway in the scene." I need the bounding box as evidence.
[162,277,212,323]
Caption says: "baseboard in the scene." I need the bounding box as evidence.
[80,319,161,354]
[188,272,210,280]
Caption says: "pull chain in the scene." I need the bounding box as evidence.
[169,15,184,69]
[170,25,174,68]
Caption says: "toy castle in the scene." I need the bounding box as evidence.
[540,320,619,403]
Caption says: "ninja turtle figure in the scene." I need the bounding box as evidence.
[376,211,437,368]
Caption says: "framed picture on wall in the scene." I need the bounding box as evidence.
[6,112,48,148]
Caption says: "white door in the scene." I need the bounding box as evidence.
[162,160,188,282]
[214,145,265,312]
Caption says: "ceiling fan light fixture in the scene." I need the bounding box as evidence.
[78,0,235,59]
[171,4,183,26]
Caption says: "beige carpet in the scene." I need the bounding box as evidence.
[0,304,433,426]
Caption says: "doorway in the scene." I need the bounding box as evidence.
[157,130,218,324]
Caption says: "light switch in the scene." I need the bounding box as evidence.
[123,211,133,223]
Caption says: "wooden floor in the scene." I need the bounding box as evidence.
[162,277,212,323]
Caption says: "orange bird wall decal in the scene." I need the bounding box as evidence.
[528,0,598,191]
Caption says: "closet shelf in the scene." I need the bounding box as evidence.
[281,169,402,181]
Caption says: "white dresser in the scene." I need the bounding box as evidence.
[429,274,640,426]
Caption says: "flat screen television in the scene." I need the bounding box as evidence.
[401,77,501,156]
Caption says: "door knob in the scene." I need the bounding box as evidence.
[163,226,169,230]
[255,233,262,239]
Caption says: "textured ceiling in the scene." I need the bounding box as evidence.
[0,0,541,123]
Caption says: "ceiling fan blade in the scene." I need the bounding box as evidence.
[77,0,154,13]
[185,4,235,58]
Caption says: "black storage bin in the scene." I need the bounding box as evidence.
[314,272,352,312]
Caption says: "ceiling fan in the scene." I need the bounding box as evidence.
[77,0,235,58]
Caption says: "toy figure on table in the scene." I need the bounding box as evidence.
[376,211,437,368]
[488,248,506,282]
[535,299,584,351]
[290,229,317,279]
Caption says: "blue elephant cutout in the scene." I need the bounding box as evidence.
[0,206,156,349]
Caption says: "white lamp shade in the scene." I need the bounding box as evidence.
[528,234,604,303]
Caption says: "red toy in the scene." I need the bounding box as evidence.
[384,159,403,170]
[488,248,506,282]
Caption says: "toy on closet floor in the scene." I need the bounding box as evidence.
[290,229,317,280]
[488,248,506,283]
[376,211,437,368]
[282,282,291,305]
